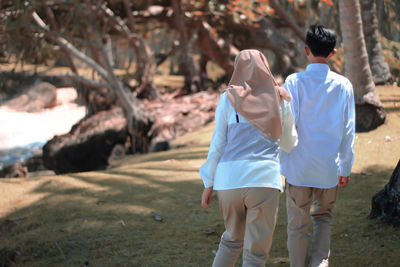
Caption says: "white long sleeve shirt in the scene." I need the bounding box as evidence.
[199,92,298,191]
[281,63,355,188]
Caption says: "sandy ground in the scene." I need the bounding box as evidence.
[0,88,86,150]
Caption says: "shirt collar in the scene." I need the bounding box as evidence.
[306,63,330,72]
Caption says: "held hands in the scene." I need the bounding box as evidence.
[201,187,213,209]
[338,176,350,188]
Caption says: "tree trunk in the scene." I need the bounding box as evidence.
[32,11,153,153]
[338,0,386,132]
[395,1,400,42]
[41,2,78,74]
[246,18,302,76]
[360,0,393,85]
[171,0,201,94]
[320,4,334,28]
[269,0,306,43]
[121,0,157,99]
[369,160,400,226]
[196,21,238,76]
[86,13,153,153]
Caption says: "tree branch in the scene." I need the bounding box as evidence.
[32,11,110,83]
[269,0,306,43]
[40,0,78,74]
[121,0,156,98]
[64,73,111,89]
[196,21,238,75]
[156,40,180,66]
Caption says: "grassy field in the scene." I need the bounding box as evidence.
[0,85,399,266]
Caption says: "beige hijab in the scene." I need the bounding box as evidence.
[226,49,291,140]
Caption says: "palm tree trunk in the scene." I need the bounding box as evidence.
[338,0,386,131]
[360,0,393,85]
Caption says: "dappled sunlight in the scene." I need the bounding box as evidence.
[77,219,105,231]
[171,123,215,148]
[330,163,400,266]
[0,179,49,218]
[112,146,208,167]
[352,86,400,174]
[70,171,164,189]
[39,175,109,193]
[104,154,203,183]
[117,158,202,175]
[379,86,400,113]
[154,74,184,88]
[0,173,110,218]
[102,204,154,216]
[0,85,399,265]
[0,166,212,265]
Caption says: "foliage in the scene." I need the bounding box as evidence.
[1,1,52,64]
[0,0,399,90]
[381,37,400,82]
[378,0,400,42]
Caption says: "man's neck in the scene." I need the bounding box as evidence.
[309,58,329,64]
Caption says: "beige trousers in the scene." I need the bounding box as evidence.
[286,183,338,267]
[212,187,280,267]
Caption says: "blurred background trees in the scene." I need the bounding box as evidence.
[1,0,399,136]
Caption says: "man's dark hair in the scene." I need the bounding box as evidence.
[306,24,337,57]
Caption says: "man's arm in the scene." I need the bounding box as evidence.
[338,82,355,186]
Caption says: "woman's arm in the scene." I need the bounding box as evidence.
[280,100,298,153]
[199,93,229,188]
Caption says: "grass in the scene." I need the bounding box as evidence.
[0,85,399,266]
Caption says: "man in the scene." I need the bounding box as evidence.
[281,24,355,267]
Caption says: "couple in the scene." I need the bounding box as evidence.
[199,25,355,267]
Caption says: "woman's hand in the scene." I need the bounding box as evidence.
[201,187,214,209]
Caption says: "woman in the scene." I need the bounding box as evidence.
[200,49,298,266]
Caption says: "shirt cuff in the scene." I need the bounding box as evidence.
[203,179,213,188]
[339,165,351,177]
[200,167,214,188]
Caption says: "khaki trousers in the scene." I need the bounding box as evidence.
[212,187,280,267]
[286,183,338,267]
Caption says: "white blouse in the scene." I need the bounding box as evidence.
[199,92,298,191]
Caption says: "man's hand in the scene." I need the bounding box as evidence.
[201,187,213,209]
[338,176,350,188]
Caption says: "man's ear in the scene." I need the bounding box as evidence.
[327,49,336,59]
[304,46,311,56]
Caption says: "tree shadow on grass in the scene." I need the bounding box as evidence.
[384,106,400,113]
[117,146,208,165]
[3,158,399,266]
[329,164,400,267]
[0,157,222,266]
[266,164,400,267]
[381,99,400,103]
